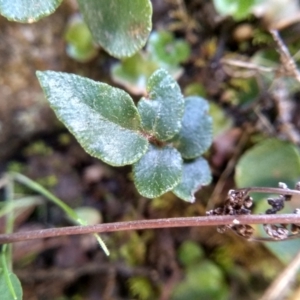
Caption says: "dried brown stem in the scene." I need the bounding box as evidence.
[1,214,300,244]
[260,250,300,300]
[236,186,300,199]
[221,58,274,73]
[1,186,300,244]
[270,29,300,82]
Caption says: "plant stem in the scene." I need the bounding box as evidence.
[1,214,300,244]
[10,172,110,256]
[260,250,300,300]
[237,186,300,197]
[1,185,299,245]
[4,174,14,269]
[2,174,18,300]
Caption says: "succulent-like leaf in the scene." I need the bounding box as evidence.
[138,69,184,141]
[133,145,182,198]
[173,157,211,202]
[172,96,212,159]
[36,71,148,166]
[77,0,152,58]
[0,0,62,23]
[235,138,300,189]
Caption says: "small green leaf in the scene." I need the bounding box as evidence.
[184,82,207,98]
[0,270,22,300]
[213,0,257,20]
[111,52,158,95]
[0,0,62,23]
[74,207,102,225]
[65,16,97,63]
[36,71,148,166]
[235,138,300,189]
[171,261,229,300]
[111,30,188,95]
[173,157,211,202]
[172,96,213,159]
[138,69,184,141]
[77,0,152,58]
[133,145,182,198]
[209,102,233,137]
[177,241,204,267]
[128,276,155,300]
[147,31,191,66]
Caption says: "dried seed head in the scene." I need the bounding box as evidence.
[244,196,253,208]
[263,224,289,240]
[291,209,300,234]
[294,208,300,214]
[291,224,300,234]
[240,208,251,215]
[207,189,253,217]
[284,195,292,201]
[217,225,227,234]
[266,195,285,214]
[228,189,235,196]
[232,224,254,239]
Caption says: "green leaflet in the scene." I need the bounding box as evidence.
[37,68,213,200]
[77,0,152,58]
[173,157,211,202]
[36,71,148,166]
[172,96,213,159]
[111,30,191,95]
[0,0,62,22]
[133,145,182,198]
[65,16,98,63]
[138,69,184,141]
[147,31,191,66]
[111,52,158,95]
